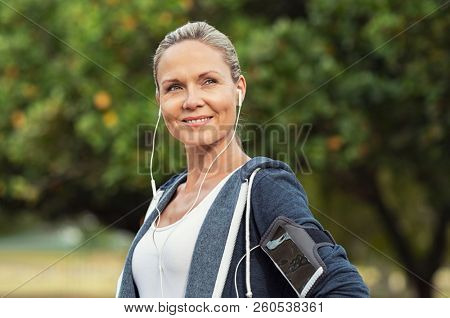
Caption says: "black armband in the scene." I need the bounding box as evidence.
[260,216,335,297]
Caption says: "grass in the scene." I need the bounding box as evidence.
[0,249,128,297]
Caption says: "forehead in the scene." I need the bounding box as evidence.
[157,40,230,82]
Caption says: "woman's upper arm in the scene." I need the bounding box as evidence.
[250,168,369,297]
[250,168,321,232]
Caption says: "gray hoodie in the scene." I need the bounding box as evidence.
[116,156,369,297]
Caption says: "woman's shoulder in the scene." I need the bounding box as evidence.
[240,156,297,182]
[247,158,306,196]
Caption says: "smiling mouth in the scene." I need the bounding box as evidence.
[182,116,213,125]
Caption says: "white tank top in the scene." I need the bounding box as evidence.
[132,164,243,298]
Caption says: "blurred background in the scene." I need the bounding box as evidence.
[0,0,449,297]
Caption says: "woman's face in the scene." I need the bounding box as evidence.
[156,40,246,147]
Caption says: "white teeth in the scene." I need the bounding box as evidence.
[185,117,211,124]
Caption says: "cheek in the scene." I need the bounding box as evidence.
[219,104,237,125]
[211,95,235,120]
[160,105,180,135]
[164,115,181,135]
[161,98,180,120]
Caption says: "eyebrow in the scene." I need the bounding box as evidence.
[161,70,222,86]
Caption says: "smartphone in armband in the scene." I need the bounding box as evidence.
[260,216,335,297]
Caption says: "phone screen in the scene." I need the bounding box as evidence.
[261,225,318,296]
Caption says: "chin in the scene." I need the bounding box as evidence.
[179,132,227,148]
[170,122,233,147]
[181,137,219,147]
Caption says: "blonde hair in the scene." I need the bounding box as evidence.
[152,21,242,95]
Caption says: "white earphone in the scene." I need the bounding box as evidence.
[238,88,243,108]
[150,107,162,197]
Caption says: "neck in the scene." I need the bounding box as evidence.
[183,132,250,192]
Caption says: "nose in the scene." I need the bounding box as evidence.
[182,87,204,110]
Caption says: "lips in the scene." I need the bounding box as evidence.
[181,116,213,127]
[182,115,213,122]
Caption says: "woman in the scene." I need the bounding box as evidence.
[117,21,369,298]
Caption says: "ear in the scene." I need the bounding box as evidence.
[236,75,247,101]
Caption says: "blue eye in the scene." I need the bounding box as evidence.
[205,78,216,85]
[167,85,181,92]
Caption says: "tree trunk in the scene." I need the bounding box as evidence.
[336,167,449,297]
[412,277,432,298]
